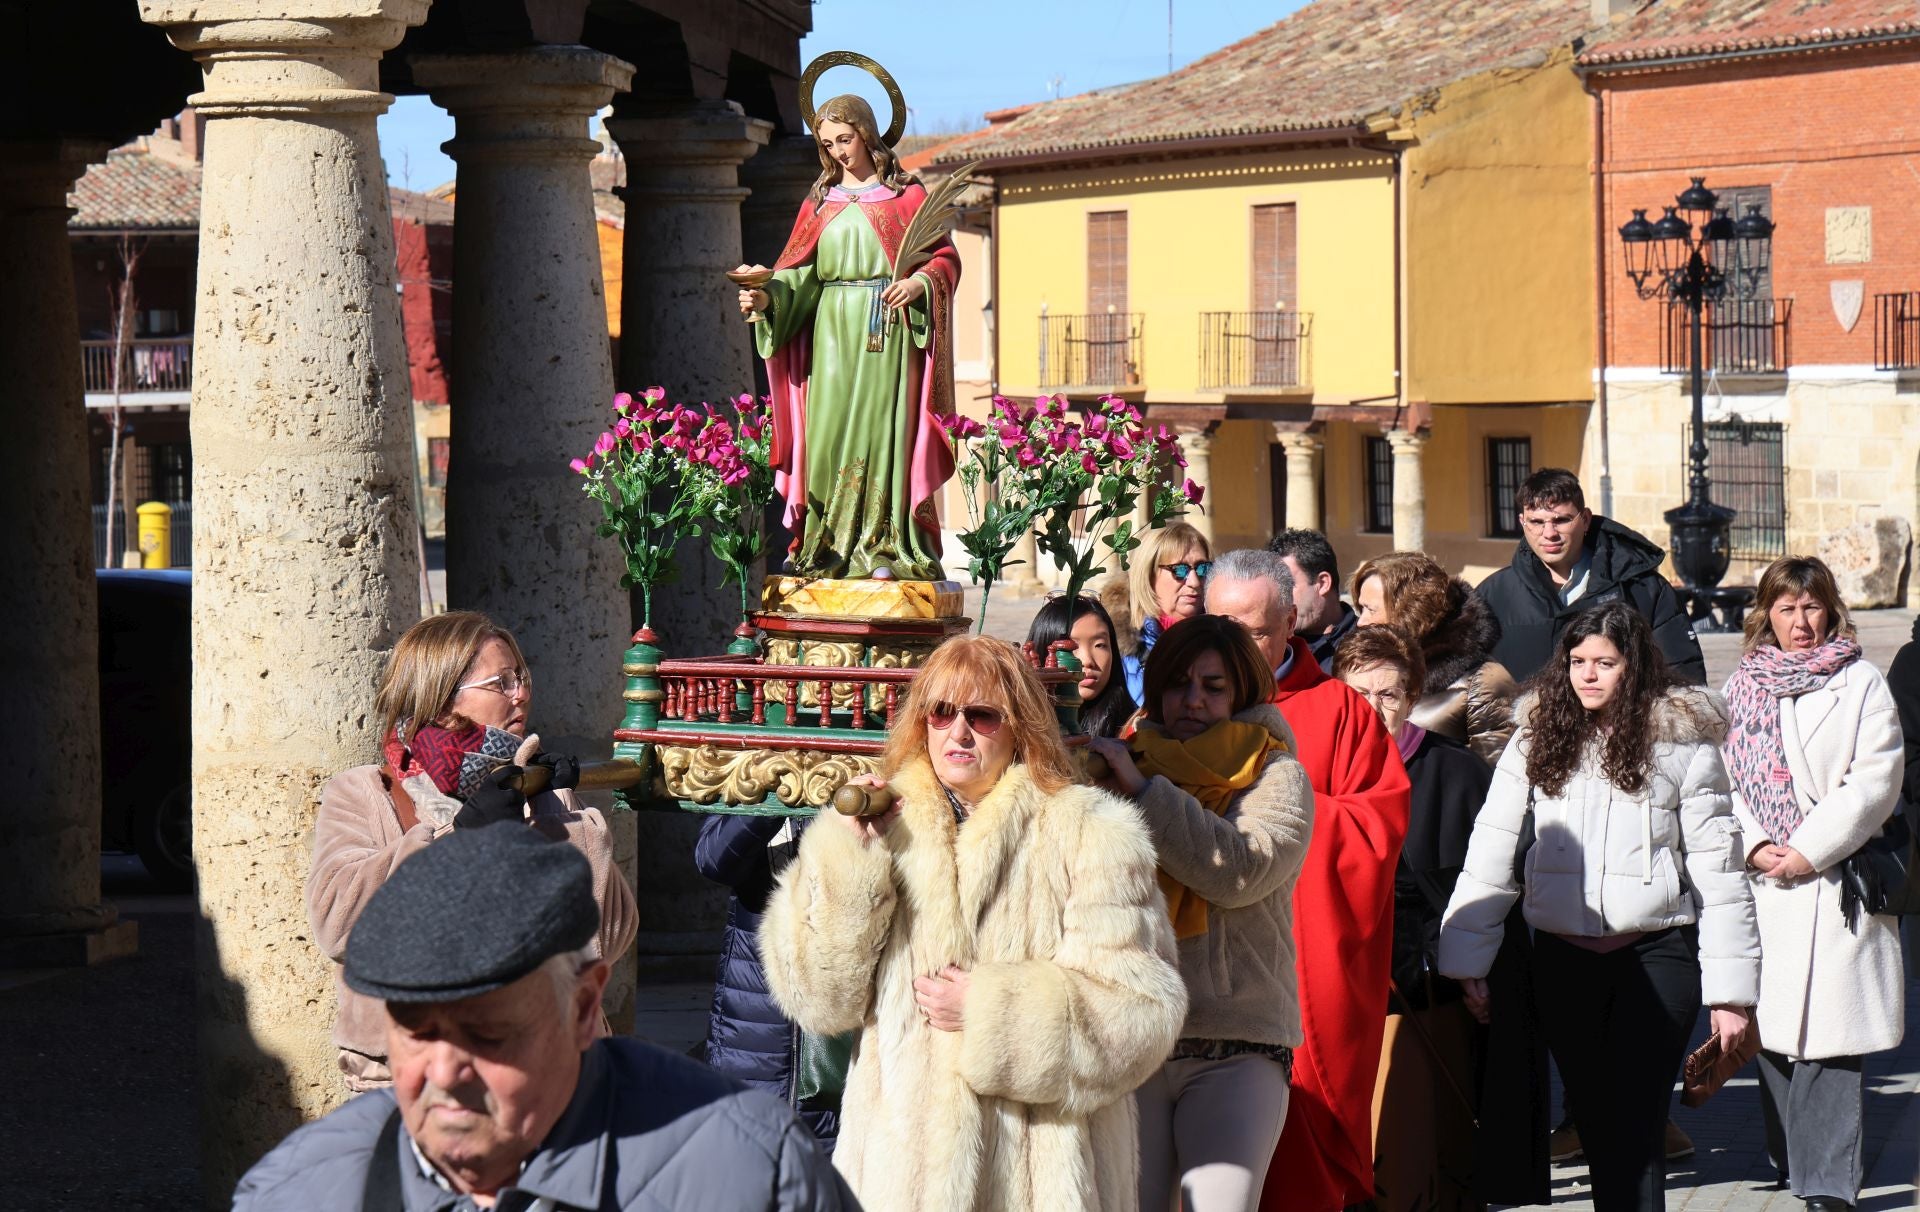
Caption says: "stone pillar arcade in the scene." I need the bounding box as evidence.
[414,46,636,762]
[1389,428,1429,554]
[1274,427,1323,533]
[0,141,135,967]
[139,1,428,1198]
[1178,424,1219,549]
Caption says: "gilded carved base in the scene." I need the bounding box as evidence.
[762,575,964,619]
[762,633,942,710]
[657,744,881,808]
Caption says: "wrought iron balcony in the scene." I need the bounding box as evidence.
[81,337,194,395]
[1038,312,1143,391]
[1662,298,1790,375]
[1875,292,1920,372]
[1199,310,1312,391]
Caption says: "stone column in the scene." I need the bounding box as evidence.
[1274,428,1323,533]
[0,142,137,967]
[414,47,635,762]
[738,134,819,276]
[1009,527,1047,596]
[1389,428,1429,553]
[603,100,770,960]
[1178,424,1219,548]
[139,3,427,1199]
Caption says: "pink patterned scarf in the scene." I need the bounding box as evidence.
[1723,635,1861,844]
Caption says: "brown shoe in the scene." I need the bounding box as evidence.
[1550,1124,1583,1164]
[1664,1119,1696,1162]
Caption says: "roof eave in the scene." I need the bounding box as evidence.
[1578,26,1920,74]
[937,122,1374,173]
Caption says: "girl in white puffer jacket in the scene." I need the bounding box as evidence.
[1439,601,1761,1212]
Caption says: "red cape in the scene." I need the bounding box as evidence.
[762,184,959,544]
[1260,638,1411,1212]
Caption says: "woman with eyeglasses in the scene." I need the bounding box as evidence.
[1113,520,1212,705]
[1085,614,1314,1212]
[1334,625,1548,1211]
[1026,592,1138,737]
[306,611,637,1092]
[1352,551,1518,767]
[759,633,1187,1211]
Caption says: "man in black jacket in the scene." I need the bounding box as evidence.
[1475,469,1705,685]
[1268,527,1359,673]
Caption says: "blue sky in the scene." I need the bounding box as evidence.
[378,0,1309,189]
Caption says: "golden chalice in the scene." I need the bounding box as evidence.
[727,264,775,324]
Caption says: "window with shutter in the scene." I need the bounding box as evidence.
[1086,211,1128,384]
[1251,204,1297,311]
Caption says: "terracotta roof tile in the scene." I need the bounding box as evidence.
[936,0,1599,164]
[1579,0,1920,66]
[69,147,201,230]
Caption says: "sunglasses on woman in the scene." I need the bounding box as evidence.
[927,702,1006,736]
[1158,560,1213,583]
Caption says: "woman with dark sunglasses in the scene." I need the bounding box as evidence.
[1113,520,1212,705]
[1087,614,1315,1212]
[758,633,1187,1211]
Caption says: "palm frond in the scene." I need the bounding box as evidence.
[892,160,978,281]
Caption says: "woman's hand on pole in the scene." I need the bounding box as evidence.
[1460,977,1492,1024]
[913,964,970,1032]
[1709,1005,1751,1053]
[1085,736,1147,796]
[881,276,926,310]
[832,773,901,844]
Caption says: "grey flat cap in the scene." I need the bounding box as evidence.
[344,821,600,1003]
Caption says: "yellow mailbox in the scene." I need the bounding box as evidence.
[136,501,173,569]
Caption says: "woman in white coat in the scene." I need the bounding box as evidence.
[759,633,1189,1212]
[1439,602,1759,1212]
[1723,556,1905,1211]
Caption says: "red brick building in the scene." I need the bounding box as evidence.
[1582,2,1920,595]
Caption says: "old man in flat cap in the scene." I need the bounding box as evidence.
[237,822,856,1211]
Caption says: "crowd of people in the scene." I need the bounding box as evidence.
[233,467,1917,1212]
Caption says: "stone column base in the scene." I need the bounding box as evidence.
[0,918,138,968]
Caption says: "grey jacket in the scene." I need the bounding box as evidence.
[234,1038,859,1211]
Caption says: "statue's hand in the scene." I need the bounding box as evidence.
[738,289,770,317]
[881,276,927,310]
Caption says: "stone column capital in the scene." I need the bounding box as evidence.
[606,99,774,179]
[1386,427,1429,455]
[413,46,635,165]
[139,0,429,117]
[1273,427,1323,454]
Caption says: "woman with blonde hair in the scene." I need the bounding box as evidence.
[306,610,637,1090]
[1088,614,1314,1212]
[759,634,1188,1211]
[1724,556,1904,1210]
[1352,551,1517,765]
[1114,520,1212,703]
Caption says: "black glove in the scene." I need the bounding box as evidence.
[453,764,527,830]
[528,751,580,792]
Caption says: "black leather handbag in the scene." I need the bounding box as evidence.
[1838,801,1920,932]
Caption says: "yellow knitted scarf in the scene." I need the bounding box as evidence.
[1130,719,1286,939]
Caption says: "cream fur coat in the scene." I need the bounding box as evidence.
[1725,659,1906,1059]
[760,760,1188,1212]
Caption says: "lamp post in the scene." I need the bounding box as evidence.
[1618,177,1774,596]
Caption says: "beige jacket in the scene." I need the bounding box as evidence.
[760,760,1188,1212]
[307,764,639,1085]
[1132,703,1315,1047]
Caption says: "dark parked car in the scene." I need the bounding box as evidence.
[97,569,192,887]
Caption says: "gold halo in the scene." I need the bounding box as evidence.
[799,51,907,148]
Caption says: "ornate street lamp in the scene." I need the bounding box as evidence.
[1617,176,1773,600]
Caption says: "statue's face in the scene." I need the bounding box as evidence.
[818,119,876,180]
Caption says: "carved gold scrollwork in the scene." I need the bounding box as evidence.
[657,744,880,808]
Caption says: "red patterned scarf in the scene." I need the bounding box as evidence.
[1723,635,1861,844]
[382,720,521,799]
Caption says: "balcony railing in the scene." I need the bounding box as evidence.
[1875,292,1920,371]
[1199,310,1312,391]
[81,337,194,395]
[1662,298,1791,375]
[1039,312,1143,391]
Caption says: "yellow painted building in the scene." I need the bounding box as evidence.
[937,1,1605,583]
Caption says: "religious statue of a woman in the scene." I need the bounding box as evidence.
[736,57,959,583]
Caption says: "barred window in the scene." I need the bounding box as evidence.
[1486,437,1533,539]
[1689,421,1787,560]
[1364,436,1394,534]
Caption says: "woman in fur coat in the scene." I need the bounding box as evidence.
[759,634,1188,1212]
[1088,615,1315,1212]
[1352,552,1519,765]
[1439,602,1759,1212]
[1724,557,1905,1210]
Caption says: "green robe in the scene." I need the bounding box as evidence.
[756,202,943,581]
